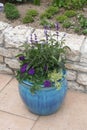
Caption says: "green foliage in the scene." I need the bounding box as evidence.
[23,15,34,24]
[40,19,54,28]
[63,20,72,28]
[56,15,68,23]
[40,12,52,19]
[82,29,87,35]
[64,10,77,17]
[34,0,40,5]
[26,9,38,16]
[4,3,20,20]
[74,14,87,35]
[16,26,69,93]
[52,0,87,9]
[40,6,59,19]
[23,9,38,24]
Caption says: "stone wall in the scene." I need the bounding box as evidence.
[0,21,87,93]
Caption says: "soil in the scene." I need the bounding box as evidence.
[0,1,87,34]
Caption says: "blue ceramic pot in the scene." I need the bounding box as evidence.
[18,73,67,116]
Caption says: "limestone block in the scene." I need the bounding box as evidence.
[4,25,32,48]
[80,38,87,64]
[5,58,19,69]
[0,47,20,58]
[66,70,77,81]
[65,63,87,73]
[68,81,84,91]
[0,55,3,63]
[77,73,87,86]
[0,64,13,74]
[0,22,11,31]
[0,33,3,45]
[68,81,80,89]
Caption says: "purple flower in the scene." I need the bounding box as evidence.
[20,64,27,73]
[28,68,35,75]
[44,80,51,87]
[34,33,38,43]
[44,65,48,71]
[19,56,25,61]
[55,22,59,30]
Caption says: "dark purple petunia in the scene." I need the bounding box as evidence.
[19,56,25,61]
[44,80,51,87]
[28,68,35,75]
[20,64,27,73]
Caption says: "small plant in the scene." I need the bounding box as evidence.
[40,12,52,19]
[63,20,72,28]
[34,0,40,5]
[23,9,38,24]
[16,23,69,93]
[40,19,54,28]
[4,3,20,20]
[46,6,59,15]
[40,6,59,19]
[26,9,38,17]
[82,29,87,35]
[64,10,77,17]
[23,15,34,24]
[56,15,68,23]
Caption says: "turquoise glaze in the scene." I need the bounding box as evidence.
[18,75,67,115]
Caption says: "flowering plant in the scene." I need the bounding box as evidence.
[16,24,69,93]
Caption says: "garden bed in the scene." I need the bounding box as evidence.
[0,1,87,35]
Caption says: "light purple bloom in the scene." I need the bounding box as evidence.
[19,56,25,61]
[44,80,51,87]
[34,33,38,43]
[28,68,35,75]
[55,22,59,30]
[20,64,27,73]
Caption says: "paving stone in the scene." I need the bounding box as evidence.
[0,111,34,130]
[0,74,12,91]
[0,78,39,120]
[32,90,87,130]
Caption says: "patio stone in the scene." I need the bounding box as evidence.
[0,111,34,130]
[32,90,87,130]
[0,74,12,91]
[0,78,39,120]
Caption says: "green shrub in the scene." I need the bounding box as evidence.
[64,10,77,17]
[23,9,38,24]
[4,3,20,20]
[82,29,87,35]
[40,12,52,19]
[46,6,59,15]
[40,19,54,28]
[63,20,72,28]
[40,6,59,19]
[34,0,40,5]
[23,15,34,24]
[26,9,38,16]
[56,15,68,23]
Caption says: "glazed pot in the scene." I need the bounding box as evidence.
[18,73,67,116]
